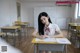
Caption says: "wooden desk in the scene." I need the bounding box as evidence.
[32,38,71,53]
[0,38,22,53]
[0,32,5,37]
[68,23,79,31]
[68,23,80,36]
[68,23,80,31]
[15,22,29,38]
[1,26,21,46]
[68,23,80,48]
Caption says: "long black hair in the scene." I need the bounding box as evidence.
[38,12,52,35]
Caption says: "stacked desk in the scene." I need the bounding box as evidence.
[0,32,5,37]
[32,38,71,53]
[68,23,80,48]
[1,26,21,46]
[68,23,80,33]
[14,21,29,38]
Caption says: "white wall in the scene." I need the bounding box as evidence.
[21,1,71,29]
[21,1,59,27]
[34,7,71,29]
[0,0,72,29]
[75,3,80,23]
[21,3,29,22]
[16,0,28,22]
[70,4,76,22]
[0,0,17,27]
[70,4,80,23]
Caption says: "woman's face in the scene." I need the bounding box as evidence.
[40,16,49,24]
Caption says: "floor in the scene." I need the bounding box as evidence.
[1,27,80,53]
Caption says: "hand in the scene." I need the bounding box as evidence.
[38,35,44,39]
[40,35,45,39]
[40,35,49,39]
[43,35,49,38]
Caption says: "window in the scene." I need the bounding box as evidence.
[75,2,78,19]
[75,1,80,19]
[17,2,21,21]
[78,1,80,18]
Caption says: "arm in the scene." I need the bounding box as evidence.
[32,29,45,39]
[50,31,64,38]
[49,24,64,38]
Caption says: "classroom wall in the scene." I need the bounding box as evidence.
[0,0,75,29]
[21,3,29,22]
[21,1,72,29]
[34,7,71,29]
[75,3,80,23]
[0,0,17,27]
[77,18,80,23]
[70,4,80,23]
[71,4,76,22]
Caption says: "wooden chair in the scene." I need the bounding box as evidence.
[76,26,80,48]
[69,25,77,48]
[0,32,5,38]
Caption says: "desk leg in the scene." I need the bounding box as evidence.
[6,33,8,41]
[18,30,21,46]
[67,25,69,38]
[24,26,26,40]
[65,45,67,53]
[67,25,70,39]
[34,44,37,53]
[13,33,16,46]
[27,25,28,37]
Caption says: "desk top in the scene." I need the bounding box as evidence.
[69,23,80,26]
[32,38,71,44]
[0,32,5,35]
[15,21,29,26]
[1,26,21,29]
[15,23,28,26]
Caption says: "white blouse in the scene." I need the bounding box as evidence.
[44,23,60,36]
[35,23,60,36]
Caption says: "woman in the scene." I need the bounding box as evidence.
[32,12,64,39]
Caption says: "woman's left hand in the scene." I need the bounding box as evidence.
[43,35,49,38]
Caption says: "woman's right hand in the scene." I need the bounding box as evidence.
[39,35,49,39]
[38,35,44,39]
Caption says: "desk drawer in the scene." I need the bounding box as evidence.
[1,29,17,33]
[38,44,65,51]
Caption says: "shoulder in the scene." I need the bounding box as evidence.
[50,23,58,27]
[49,23,60,30]
[48,23,56,29]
